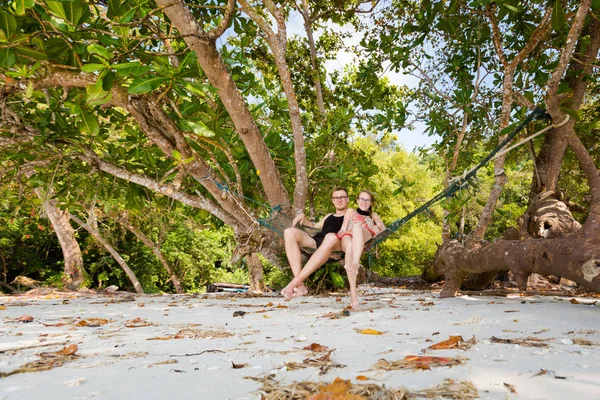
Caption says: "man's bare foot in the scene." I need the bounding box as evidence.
[293,285,308,298]
[349,298,359,310]
[281,285,294,300]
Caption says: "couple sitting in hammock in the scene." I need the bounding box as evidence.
[281,187,385,309]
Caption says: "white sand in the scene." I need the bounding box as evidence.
[1,286,599,399]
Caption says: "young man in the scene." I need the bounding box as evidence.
[282,187,350,298]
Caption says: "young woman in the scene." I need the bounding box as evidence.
[337,190,385,309]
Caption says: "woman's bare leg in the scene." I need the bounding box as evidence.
[346,225,373,308]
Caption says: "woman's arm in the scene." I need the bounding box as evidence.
[337,209,354,234]
[372,213,386,234]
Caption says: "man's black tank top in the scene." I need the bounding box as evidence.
[312,214,344,248]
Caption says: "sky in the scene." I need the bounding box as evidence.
[284,8,439,152]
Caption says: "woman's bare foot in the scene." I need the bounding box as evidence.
[281,285,295,300]
[293,285,308,298]
[349,298,359,310]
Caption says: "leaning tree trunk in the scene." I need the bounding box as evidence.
[155,0,291,211]
[117,215,183,294]
[70,215,144,294]
[42,199,86,290]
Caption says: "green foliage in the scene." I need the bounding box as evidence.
[161,225,236,292]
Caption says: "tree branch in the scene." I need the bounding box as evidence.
[546,0,593,97]
[79,148,247,230]
[206,0,237,41]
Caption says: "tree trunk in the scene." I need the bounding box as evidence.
[117,215,183,294]
[237,0,309,211]
[70,215,144,294]
[246,253,267,293]
[300,0,326,116]
[42,199,86,290]
[436,223,600,298]
[155,0,290,210]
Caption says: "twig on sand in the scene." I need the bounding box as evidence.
[169,349,225,357]
[0,340,69,354]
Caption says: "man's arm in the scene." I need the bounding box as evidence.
[293,213,330,229]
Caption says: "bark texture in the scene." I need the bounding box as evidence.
[246,253,267,292]
[43,199,86,290]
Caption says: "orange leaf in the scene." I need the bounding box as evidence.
[77,318,109,327]
[17,315,34,323]
[360,328,383,335]
[55,344,78,356]
[275,304,288,308]
[356,375,369,381]
[404,355,454,369]
[303,343,329,352]
[428,335,464,350]
[266,302,274,306]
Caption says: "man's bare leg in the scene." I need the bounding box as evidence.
[283,227,315,297]
[281,233,341,299]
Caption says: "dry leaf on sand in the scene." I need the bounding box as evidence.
[490,336,552,347]
[372,355,466,371]
[124,317,153,328]
[428,335,476,350]
[357,328,383,335]
[303,343,329,352]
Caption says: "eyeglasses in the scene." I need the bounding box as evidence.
[331,196,348,201]
[357,197,372,203]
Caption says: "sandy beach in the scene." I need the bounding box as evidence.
[1,285,599,399]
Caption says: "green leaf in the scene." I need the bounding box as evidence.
[128,77,168,94]
[24,81,33,97]
[0,48,16,68]
[590,119,600,129]
[186,81,216,96]
[180,120,215,137]
[172,149,181,161]
[78,110,100,135]
[13,0,35,16]
[0,11,17,40]
[107,0,126,18]
[87,44,112,60]
[552,0,564,31]
[113,62,151,76]
[15,46,48,61]
[502,3,519,12]
[120,7,137,23]
[46,1,67,20]
[559,106,580,121]
[81,63,105,73]
[101,70,115,91]
[86,81,112,106]
[330,271,345,288]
